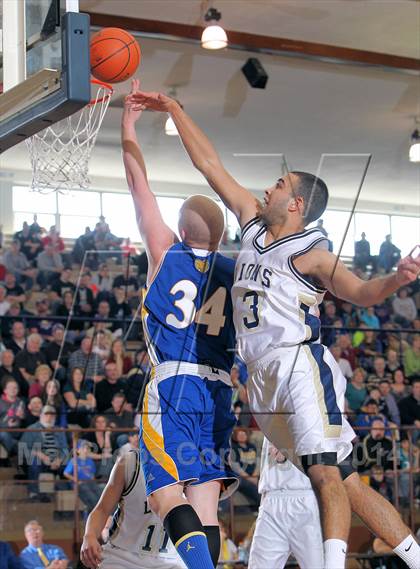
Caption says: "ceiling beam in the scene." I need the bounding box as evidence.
[86,12,420,72]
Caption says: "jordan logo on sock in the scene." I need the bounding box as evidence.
[186,542,195,552]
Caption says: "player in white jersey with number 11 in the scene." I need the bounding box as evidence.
[128,87,420,569]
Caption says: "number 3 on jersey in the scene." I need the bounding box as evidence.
[166,280,227,336]
[243,291,260,329]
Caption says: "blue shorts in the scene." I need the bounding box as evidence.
[139,363,238,498]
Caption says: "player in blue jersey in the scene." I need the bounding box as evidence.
[121,80,238,569]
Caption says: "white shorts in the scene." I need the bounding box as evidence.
[248,490,324,569]
[247,344,355,463]
[99,543,186,569]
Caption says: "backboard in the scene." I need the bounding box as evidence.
[0,0,90,153]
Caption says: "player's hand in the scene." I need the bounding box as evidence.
[80,534,103,569]
[396,246,420,286]
[127,89,177,113]
[122,78,144,124]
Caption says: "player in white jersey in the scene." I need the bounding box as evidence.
[127,88,420,569]
[248,438,323,569]
[80,449,186,569]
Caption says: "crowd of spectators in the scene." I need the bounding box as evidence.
[0,217,419,533]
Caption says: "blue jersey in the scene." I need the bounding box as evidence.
[142,242,235,373]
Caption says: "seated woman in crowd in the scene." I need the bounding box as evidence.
[357,328,383,372]
[41,379,67,427]
[63,367,96,428]
[391,369,411,403]
[84,414,115,478]
[0,377,25,454]
[28,364,52,399]
[107,338,133,377]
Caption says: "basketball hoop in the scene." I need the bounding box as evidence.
[26,79,113,193]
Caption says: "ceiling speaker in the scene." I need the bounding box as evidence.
[241,58,268,89]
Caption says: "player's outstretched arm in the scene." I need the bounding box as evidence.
[122,80,177,274]
[128,89,259,227]
[81,457,126,569]
[295,247,420,307]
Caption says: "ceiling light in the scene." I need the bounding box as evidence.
[409,129,420,163]
[165,116,178,136]
[201,7,228,50]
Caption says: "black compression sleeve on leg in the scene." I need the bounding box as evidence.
[163,504,205,545]
[203,525,220,567]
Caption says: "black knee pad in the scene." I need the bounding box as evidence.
[301,452,338,475]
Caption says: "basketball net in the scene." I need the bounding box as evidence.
[26,79,113,193]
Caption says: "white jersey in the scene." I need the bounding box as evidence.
[232,218,329,365]
[258,437,313,494]
[108,450,180,561]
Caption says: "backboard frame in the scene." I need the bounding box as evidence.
[0,10,91,154]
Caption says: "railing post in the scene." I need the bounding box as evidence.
[391,428,399,511]
[72,431,81,550]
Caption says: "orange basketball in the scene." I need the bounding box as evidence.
[90,28,141,84]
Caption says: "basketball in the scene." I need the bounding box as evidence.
[90,27,141,84]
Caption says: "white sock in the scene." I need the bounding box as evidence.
[324,539,347,569]
[393,535,420,569]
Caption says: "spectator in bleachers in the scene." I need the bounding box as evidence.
[14,221,43,265]
[55,290,84,342]
[112,265,139,298]
[41,379,66,427]
[14,334,47,398]
[43,324,74,380]
[392,287,417,327]
[378,234,401,273]
[94,361,127,413]
[3,272,26,307]
[4,321,26,355]
[28,365,52,399]
[385,348,401,374]
[385,330,409,359]
[398,379,420,438]
[403,334,420,380]
[0,540,23,568]
[367,356,391,389]
[369,465,393,502]
[378,380,401,426]
[359,419,394,472]
[125,346,150,408]
[110,287,132,331]
[24,396,43,427]
[84,414,114,478]
[0,377,25,454]
[118,430,139,456]
[63,439,103,513]
[92,263,113,299]
[20,405,68,501]
[320,301,337,346]
[50,268,75,300]
[345,368,368,414]
[0,350,19,384]
[359,306,380,329]
[231,427,260,509]
[63,367,96,428]
[105,392,134,448]
[89,328,113,363]
[391,369,410,403]
[336,332,357,369]
[0,284,11,316]
[398,435,419,507]
[219,520,238,568]
[107,338,133,377]
[354,399,385,438]
[3,240,36,290]
[1,303,27,341]
[330,344,353,379]
[36,245,63,289]
[68,337,104,385]
[93,300,113,332]
[74,272,95,318]
[20,520,68,568]
[357,329,383,372]
[41,226,65,254]
[354,232,373,272]
[27,298,54,341]
[29,215,42,237]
